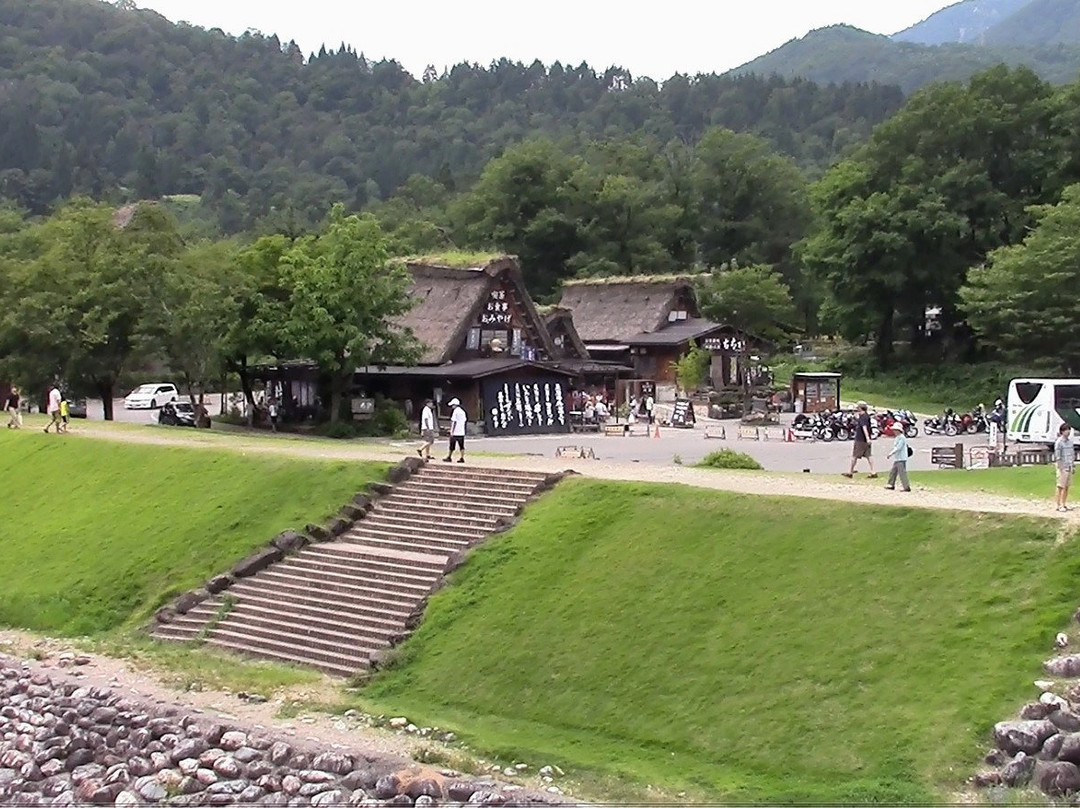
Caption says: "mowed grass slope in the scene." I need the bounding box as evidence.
[363,479,1078,802]
[0,432,387,634]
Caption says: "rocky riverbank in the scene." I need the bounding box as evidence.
[0,656,564,806]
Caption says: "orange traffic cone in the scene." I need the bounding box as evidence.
[653,425,661,439]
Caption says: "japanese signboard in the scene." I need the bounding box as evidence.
[483,377,570,435]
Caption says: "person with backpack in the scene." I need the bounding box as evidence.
[443,398,467,464]
[884,423,912,492]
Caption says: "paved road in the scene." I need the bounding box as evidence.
[82,395,225,424]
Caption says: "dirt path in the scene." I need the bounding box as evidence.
[70,423,1075,522]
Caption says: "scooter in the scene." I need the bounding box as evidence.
[924,409,959,437]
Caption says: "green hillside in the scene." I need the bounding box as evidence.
[0,432,387,634]
[362,478,1075,802]
[733,23,1080,93]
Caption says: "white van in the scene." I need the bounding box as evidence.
[1007,379,1080,445]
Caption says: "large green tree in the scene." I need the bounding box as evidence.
[697,265,797,344]
[960,184,1080,372]
[282,207,419,423]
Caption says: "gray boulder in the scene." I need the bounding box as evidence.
[230,547,283,579]
[1035,760,1080,796]
[1045,655,1080,677]
[1002,752,1036,787]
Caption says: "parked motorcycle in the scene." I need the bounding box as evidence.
[924,409,960,437]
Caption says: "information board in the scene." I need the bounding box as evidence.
[670,398,695,428]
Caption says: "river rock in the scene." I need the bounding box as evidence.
[994,720,1057,755]
[1045,656,1080,677]
[1001,752,1036,787]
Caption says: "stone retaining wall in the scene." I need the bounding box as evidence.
[0,656,562,807]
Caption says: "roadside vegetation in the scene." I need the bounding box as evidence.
[0,431,387,634]
[358,477,1073,802]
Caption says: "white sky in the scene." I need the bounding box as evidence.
[133,0,954,80]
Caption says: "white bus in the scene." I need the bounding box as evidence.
[1007,379,1080,445]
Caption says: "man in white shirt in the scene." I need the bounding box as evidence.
[645,393,655,425]
[443,398,467,463]
[417,398,436,461]
[43,384,63,434]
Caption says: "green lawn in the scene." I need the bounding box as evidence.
[911,465,1054,499]
[359,478,1075,803]
[0,430,387,634]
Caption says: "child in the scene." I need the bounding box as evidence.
[59,396,70,433]
[884,424,911,492]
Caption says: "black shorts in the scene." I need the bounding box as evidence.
[449,435,465,452]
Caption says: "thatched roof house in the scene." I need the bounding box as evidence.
[556,275,707,345]
[397,256,556,364]
[540,306,589,361]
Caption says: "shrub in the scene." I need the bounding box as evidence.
[697,450,763,470]
[314,421,363,440]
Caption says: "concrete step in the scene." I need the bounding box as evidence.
[346,532,471,555]
[282,554,442,590]
[380,493,518,517]
[215,609,391,651]
[227,588,410,630]
[418,466,547,487]
[227,581,413,622]
[366,508,500,532]
[203,632,367,677]
[223,601,401,643]
[411,472,540,493]
[152,622,203,642]
[252,569,422,607]
[393,480,535,507]
[304,541,449,571]
[349,517,483,544]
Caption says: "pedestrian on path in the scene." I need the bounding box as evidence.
[645,393,655,425]
[884,424,912,492]
[417,398,435,461]
[443,398,467,464]
[43,384,63,434]
[843,401,877,479]
[1054,423,1074,512]
[268,399,279,433]
[59,396,70,433]
[6,386,21,429]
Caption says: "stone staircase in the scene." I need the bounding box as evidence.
[152,464,553,677]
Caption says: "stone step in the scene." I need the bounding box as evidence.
[303,542,449,574]
[227,581,413,622]
[379,493,518,517]
[393,480,534,506]
[223,600,403,640]
[418,466,548,486]
[214,609,390,651]
[202,633,367,677]
[349,517,483,544]
[252,569,422,606]
[346,533,471,556]
[227,589,409,629]
[282,554,443,590]
[152,622,203,642]
[366,507,500,532]
[411,472,540,493]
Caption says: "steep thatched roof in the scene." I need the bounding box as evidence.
[557,275,703,343]
[397,255,555,364]
[542,307,589,360]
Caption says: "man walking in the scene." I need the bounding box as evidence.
[443,398,467,464]
[884,424,911,492]
[6,386,21,429]
[43,383,63,434]
[1054,423,1074,512]
[417,398,436,461]
[842,401,877,478]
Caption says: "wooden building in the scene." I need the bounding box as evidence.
[356,256,577,435]
[557,275,754,388]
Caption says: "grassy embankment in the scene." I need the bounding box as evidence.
[359,477,1077,803]
[0,430,388,689]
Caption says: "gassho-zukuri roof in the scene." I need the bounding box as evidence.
[557,274,708,344]
[395,256,555,365]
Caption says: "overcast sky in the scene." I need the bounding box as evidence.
[134,0,954,80]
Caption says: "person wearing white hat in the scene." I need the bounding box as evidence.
[443,398,467,463]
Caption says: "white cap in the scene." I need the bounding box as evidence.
[448,398,460,407]
[857,400,868,409]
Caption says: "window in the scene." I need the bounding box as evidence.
[467,327,481,350]
[482,329,509,352]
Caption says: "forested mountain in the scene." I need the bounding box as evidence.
[733,4,1080,93]
[983,0,1080,45]
[0,0,904,232]
[893,0,1033,45]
